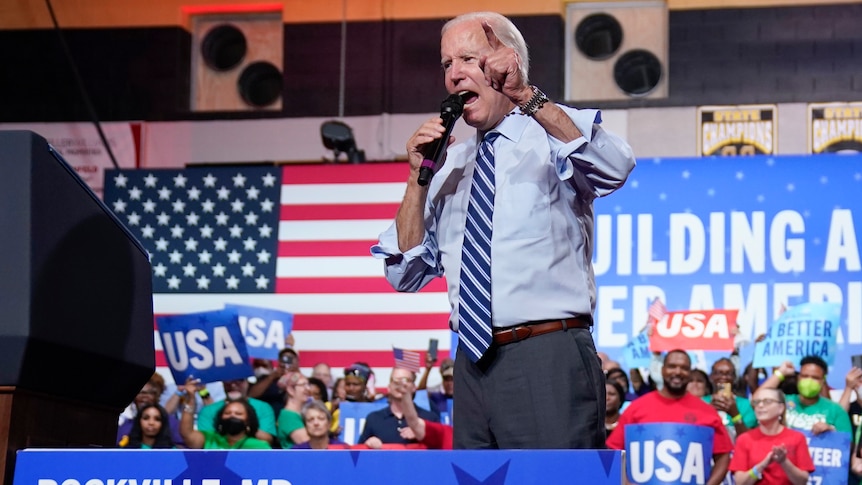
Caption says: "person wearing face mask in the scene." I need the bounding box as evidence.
[195,378,276,445]
[179,390,271,450]
[761,356,851,435]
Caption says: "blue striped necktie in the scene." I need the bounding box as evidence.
[458,132,500,362]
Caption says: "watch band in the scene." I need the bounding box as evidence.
[519,85,549,116]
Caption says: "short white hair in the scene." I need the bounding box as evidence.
[442,11,530,84]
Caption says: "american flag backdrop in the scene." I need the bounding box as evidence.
[104,163,452,387]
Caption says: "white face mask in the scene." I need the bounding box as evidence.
[227,391,243,400]
[254,368,271,379]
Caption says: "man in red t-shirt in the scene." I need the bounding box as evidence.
[606,350,733,485]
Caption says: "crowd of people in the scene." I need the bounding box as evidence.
[117,346,454,451]
[601,350,860,485]
[111,9,860,485]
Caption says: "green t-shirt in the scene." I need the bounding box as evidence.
[702,394,758,441]
[785,394,852,433]
[276,408,305,449]
[201,431,271,449]
[197,398,277,436]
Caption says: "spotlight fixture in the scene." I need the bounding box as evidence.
[320,121,366,163]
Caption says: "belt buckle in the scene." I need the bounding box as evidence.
[512,325,532,343]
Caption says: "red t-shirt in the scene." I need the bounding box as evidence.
[422,421,453,450]
[729,427,815,484]
[606,391,733,454]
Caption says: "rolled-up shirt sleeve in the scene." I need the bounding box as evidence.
[549,107,636,199]
[370,218,443,293]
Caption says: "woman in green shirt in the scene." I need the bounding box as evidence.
[180,389,271,450]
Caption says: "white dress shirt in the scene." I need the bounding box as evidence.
[372,105,635,330]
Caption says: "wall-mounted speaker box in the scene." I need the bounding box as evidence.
[190,10,284,112]
[565,1,668,102]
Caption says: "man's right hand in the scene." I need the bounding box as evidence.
[406,118,453,174]
[777,361,796,377]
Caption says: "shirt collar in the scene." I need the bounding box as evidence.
[479,109,531,145]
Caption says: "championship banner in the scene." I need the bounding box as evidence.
[698,105,776,156]
[809,102,862,154]
[625,423,715,485]
[156,309,253,384]
[0,121,138,196]
[649,310,739,352]
[752,302,841,368]
[801,430,851,485]
[14,449,624,485]
[338,400,388,445]
[225,304,293,360]
[623,329,653,368]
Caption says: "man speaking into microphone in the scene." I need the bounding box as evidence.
[372,11,636,450]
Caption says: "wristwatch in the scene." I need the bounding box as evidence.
[519,85,549,116]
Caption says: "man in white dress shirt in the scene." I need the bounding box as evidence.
[372,11,635,449]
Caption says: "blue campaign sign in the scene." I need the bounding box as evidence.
[623,330,652,368]
[593,154,862,390]
[753,302,841,368]
[625,423,715,485]
[414,389,431,412]
[225,304,294,360]
[801,430,851,485]
[338,400,388,445]
[14,448,624,485]
[156,309,253,384]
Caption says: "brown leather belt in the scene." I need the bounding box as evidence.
[492,316,592,346]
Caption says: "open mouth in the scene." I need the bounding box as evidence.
[459,90,478,105]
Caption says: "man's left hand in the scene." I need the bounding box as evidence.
[480,22,532,106]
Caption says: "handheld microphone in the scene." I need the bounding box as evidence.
[417,93,465,186]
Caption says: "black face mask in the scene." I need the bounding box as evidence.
[217,417,247,436]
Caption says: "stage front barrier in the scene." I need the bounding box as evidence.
[13,448,624,485]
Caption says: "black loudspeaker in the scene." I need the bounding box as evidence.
[190,10,284,111]
[565,1,668,101]
[0,130,154,408]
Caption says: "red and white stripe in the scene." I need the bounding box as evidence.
[154,162,452,388]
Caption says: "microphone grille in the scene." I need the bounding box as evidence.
[441,93,465,116]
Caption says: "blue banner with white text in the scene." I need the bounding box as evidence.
[594,154,862,388]
[156,309,253,384]
[801,429,851,485]
[625,423,715,485]
[13,449,624,485]
[225,304,294,360]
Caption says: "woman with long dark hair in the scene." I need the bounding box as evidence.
[121,403,174,449]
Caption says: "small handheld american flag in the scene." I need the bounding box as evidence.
[393,347,422,373]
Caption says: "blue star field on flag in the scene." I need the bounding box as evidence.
[104,167,281,293]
